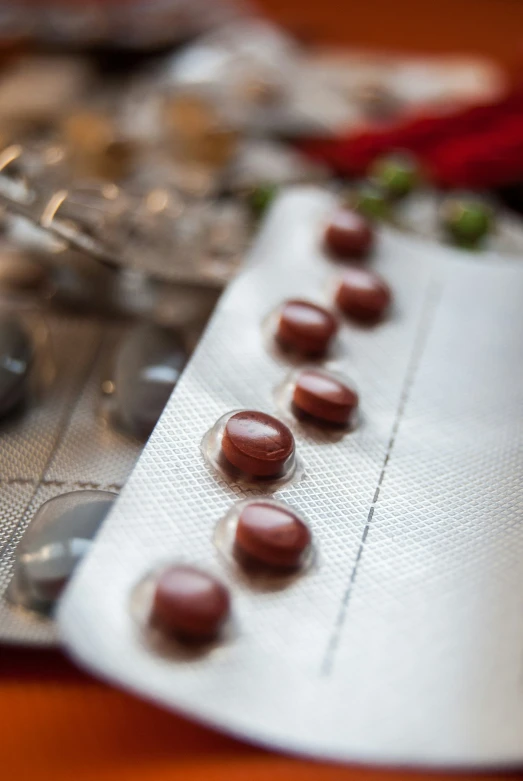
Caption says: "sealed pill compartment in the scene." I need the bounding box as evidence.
[214,498,315,579]
[275,365,360,432]
[269,299,339,359]
[131,561,234,657]
[202,408,303,487]
[8,490,116,613]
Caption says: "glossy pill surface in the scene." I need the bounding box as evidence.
[335,267,391,322]
[293,369,358,425]
[235,502,311,570]
[222,411,295,478]
[151,565,230,641]
[277,300,337,357]
[324,207,373,258]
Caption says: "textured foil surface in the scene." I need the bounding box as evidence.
[0,307,142,645]
[59,188,523,766]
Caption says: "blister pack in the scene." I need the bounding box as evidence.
[59,188,523,767]
[0,259,205,645]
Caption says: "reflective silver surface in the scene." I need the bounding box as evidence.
[58,189,523,766]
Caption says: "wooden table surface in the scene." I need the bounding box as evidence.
[3,2,523,779]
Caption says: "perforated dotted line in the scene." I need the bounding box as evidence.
[320,275,443,676]
[1,477,122,491]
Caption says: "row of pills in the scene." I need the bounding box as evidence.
[146,204,394,643]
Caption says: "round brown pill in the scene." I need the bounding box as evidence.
[277,300,338,357]
[324,207,374,259]
[234,502,311,570]
[293,369,358,425]
[335,267,391,322]
[222,411,295,478]
[151,565,230,641]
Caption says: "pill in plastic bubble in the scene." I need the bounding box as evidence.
[324,207,374,259]
[276,300,338,357]
[335,267,391,322]
[234,501,311,570]
[151,565,230,641]
[10,491,115,610]
[221,410,295,478]
[0,316,32,417]
[114,324,187,439]
[293,368,358,425]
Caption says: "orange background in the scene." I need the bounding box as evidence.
[3,646,520,781]
[260,0,523,68]
[3,2,523,780]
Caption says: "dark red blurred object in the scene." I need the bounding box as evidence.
[301,88,523,190]
[324,208,374,259]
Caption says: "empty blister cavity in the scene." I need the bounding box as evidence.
[215,498,314,581]
[9,490,116,612]
[202,409,303,487]
[103,323,188,440]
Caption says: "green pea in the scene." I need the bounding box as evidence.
[441,198,493,248]
[348,183,390,221]
[369,153,419,199]
[247,184,279,219]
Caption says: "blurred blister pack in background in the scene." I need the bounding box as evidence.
[0,0,244,49]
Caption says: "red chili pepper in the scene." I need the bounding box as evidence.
[428,114,523,188]
[300,88,523,187]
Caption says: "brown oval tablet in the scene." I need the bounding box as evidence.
[293,369,358,425]
[335,267,391,322]
[324,208,373,259]
[235,502,311,570]
[222,410,295,478]
[277,300,338,357]
[151,565,230,641]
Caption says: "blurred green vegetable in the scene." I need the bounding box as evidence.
[369,153,419,199]
[441,197,493,248]
[247,184,279,220]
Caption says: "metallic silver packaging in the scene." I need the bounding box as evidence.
[0,301,142,645]
[59,188,523,767]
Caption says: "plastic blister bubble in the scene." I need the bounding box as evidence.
[8,490,115,613]
[214,497,316,581]
[201,409,304,490]
[130,562,237,660]
[273,366,360,437]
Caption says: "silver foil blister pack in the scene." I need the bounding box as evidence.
[59,188,523,767]
[0,298,148,645]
